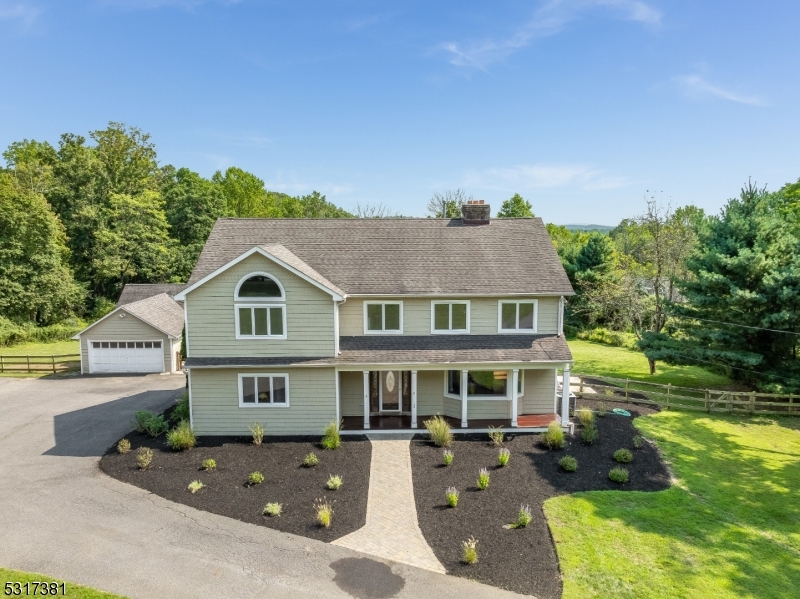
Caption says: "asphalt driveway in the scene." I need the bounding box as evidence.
[0,375,528,599]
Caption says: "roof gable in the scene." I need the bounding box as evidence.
[73,293,184,339]
[187,218,574,297]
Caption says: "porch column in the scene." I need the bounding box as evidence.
[411,370,418,429]
[461,369,469,428]
[363,370,370,430]
[561,365,571,426]
[511,369,519,428]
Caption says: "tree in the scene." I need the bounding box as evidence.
[497,193,534,218]
[2,139,58,195]
[213,167,269,217]
[427,189,473,218]
[93,190,175,295]
[640,181,800,391]
[0,174,84,324]
[163,167,226,279]
[355,202,398,218]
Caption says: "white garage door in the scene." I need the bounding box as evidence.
[89,340,164,373]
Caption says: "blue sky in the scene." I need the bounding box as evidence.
[1,1,798,224]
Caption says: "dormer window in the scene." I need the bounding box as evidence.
[235,273,287,339]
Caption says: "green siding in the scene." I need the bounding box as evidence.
[190,367,337,435]
[338,296,561,336]
[521,368,557,414]
[79,314,177,373]
[186,253,335,358]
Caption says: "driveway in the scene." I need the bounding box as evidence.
[0,375,529,599]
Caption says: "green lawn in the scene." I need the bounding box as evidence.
[544,411,800,599]
[569,339,737,389]
[0,568,127,598]
[0,339,79,356]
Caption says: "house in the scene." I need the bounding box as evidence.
[72,290,185,374]
[175,201,576,436]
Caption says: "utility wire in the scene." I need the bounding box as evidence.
[667,313,800,337]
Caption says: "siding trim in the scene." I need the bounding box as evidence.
[237,372,291,408]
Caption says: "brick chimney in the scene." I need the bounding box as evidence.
[461,200,491,225]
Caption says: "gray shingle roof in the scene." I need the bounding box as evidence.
[122,293,185,338]
[183,334,572,368]
[117,284,187,307]
[188,218,574,296]
[259,244,345,297]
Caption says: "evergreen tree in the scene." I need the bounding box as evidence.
[640,182,800,391]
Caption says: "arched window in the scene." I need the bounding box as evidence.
[235,273,287,339]
[236,274,284,300]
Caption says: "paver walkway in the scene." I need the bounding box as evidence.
[333,438,446,573]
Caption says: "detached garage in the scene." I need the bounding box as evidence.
[73,293,185,375]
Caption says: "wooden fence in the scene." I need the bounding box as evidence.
[572,373,800,417]
[0,354,80,374]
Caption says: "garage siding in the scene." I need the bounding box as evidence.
[79,313,177,374]
[190,367,337,436]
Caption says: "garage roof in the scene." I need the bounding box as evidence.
[117,283,187,307]
[73,293,185,339]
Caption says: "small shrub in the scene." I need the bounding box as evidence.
[462,536,478,565]
[477,467,490,490]
[423,415,453,448]
[633,435,644,449]
[609,467,629,483]
[614,448,633,463]
[187,480,204,494]
[498,447,510,467]
[117,438,131,454]
[558,455,578,472]
[442,449,454,466]
[134,411,169,437]
[326,474,344,490]
[167,420,196,451]
[303,452,319,467]
[543,421,565,450]
[512,504,533,528]
[248,471,265,486]
[445,486,459,508]
[136,446,153,470]
[171,392,190,423]
[201,458,216,470]
[575,407,594,427]
[321,421,341,450]
[315,498,333,527]
[263,502,282,517]
[597,401,608,417]
[249,422,264,445]
[581,423,599,445]
[488,426,504,446]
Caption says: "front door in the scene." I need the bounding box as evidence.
[380,370,401,411]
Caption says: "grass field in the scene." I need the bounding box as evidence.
[0,339,79,356]
[569,339,737,389]
[0,568,127,598]
[544,410,800,599]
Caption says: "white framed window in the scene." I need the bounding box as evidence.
[363,301,403,334]
[234,273,287,340]
[236,305,287,339]
[444,370,524,399]
[498,300,538,333]
[431,301,470,334]
[238,373,289,407]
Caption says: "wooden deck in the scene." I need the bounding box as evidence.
[341,413,560,432]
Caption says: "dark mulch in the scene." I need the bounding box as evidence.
[410,398,671,599]
[100,430,371,543]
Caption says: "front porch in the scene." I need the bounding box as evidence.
[336,366,573,434]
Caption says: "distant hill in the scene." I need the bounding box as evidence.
[563,224,614,234]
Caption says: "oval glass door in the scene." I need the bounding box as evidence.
[380,371,401,411]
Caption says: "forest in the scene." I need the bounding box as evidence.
[1,123,798,391]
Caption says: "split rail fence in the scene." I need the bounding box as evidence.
[572,373,800,417]
[0,354,80,374]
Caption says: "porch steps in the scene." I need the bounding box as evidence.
[517,413,560,428]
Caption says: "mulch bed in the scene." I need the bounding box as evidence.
[100,429,371,543]
[410,398,671,598]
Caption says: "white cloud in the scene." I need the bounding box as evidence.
[0,2,41,28]
[440,0,661,69]
[674,74,767,107]
[464,163,630,191]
